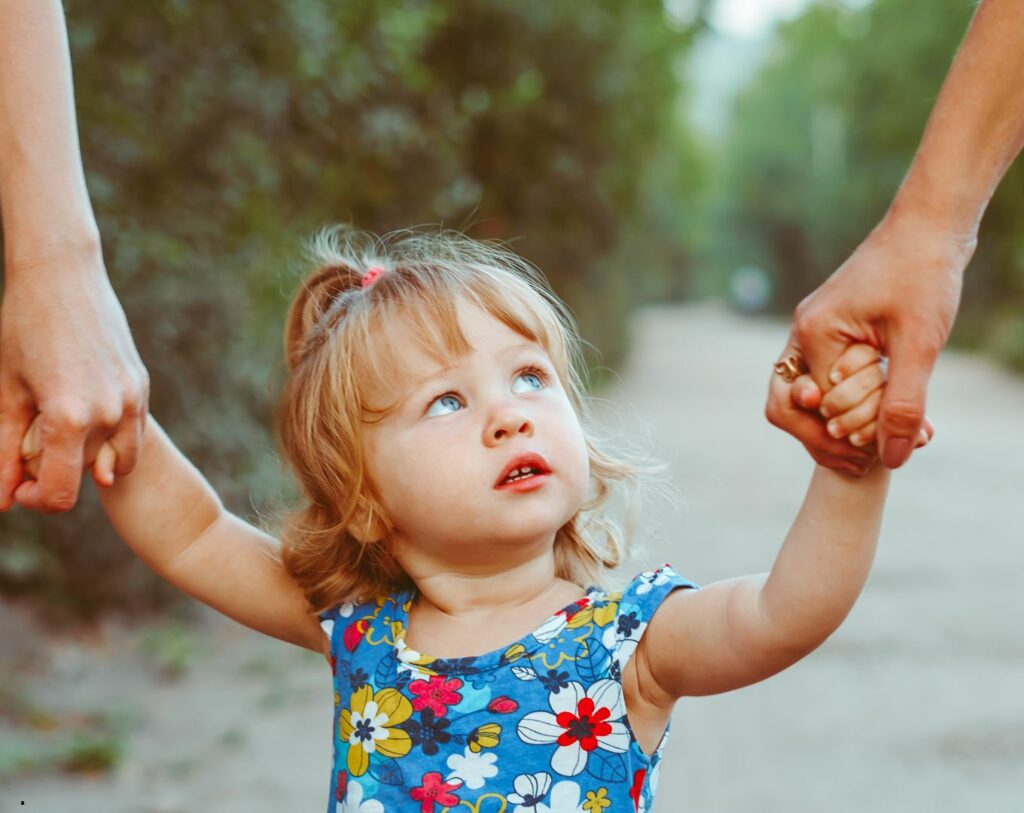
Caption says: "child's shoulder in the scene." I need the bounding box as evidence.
[613,562,699,603]
[317,591,405,648]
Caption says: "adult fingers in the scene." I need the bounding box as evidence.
[789,374,822,410]
[12,404,90,514]
[766,370,876,473]
[0,377,33,512]
[878,330,940,469]
[791,302,854,394]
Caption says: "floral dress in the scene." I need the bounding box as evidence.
[318,563,698,813]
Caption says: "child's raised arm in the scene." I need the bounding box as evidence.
[63,416,327,657]
[632,345,901,703]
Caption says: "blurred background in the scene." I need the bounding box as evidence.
[2,0,1022,809]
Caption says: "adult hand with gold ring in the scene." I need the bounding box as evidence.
[767,340,934,478]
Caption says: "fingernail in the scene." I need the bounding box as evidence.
[830,371,843,384]
[850,432,863,446]
[882,437,912,469]
[827,420,842,437]
[819,405,832,419]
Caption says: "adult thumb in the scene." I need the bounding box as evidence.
[878,332,938,470]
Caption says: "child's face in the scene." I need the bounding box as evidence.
[360,297,590,570]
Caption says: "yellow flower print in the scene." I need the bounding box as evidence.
[584,786,611,811]
[467,722,501,752]
[592,601,618,628]
[338,684,413,776]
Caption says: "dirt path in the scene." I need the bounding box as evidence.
[5,302,1023,811]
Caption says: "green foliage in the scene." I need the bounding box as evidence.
[704,0,1024,371]
[0,685,135,779]
[1,1,703,620]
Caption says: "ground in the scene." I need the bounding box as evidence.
[4,302,1023,811]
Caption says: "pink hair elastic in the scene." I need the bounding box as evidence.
[361,265,385,288]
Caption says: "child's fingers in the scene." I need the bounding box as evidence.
[851,421,931,449]
[820,361,886,419]
[21,413,118,487]
[828,343,881,385]
[826,389,883,439]
[92,442,118,488]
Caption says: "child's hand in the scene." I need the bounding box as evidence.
[20,414,119,489]
[800,344,933,450]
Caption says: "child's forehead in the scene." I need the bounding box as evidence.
[357,299,549,410]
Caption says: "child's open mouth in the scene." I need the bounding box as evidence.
[494,452,552,490]
[495,469,551,491]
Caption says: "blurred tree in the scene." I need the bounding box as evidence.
[0,0,706,622]
[705,0,1024,371]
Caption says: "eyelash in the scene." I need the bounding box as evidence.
[423,365,550,414]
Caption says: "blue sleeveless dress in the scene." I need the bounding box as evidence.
[318,563,697,813]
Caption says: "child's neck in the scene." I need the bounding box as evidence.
[399,546,579,621]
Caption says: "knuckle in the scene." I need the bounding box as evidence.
[44,401,91,434]
[881,400,924,432]
[43,492,77,513]
[98,406,123,430]
[792,300,823,341]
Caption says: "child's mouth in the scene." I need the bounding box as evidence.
[495,468,551,491]
[494,451,552,489]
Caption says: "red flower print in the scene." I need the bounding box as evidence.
[487,695,519,714]
[555,696,612,752]
[409,771,462,813]
[409,674,463,717]
[629,768,647,810]
[343,618,369,652]
[335,769,348,802]
[557,597,591,622]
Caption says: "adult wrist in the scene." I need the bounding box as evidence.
[887,155,988,247]
[3,225,104,281]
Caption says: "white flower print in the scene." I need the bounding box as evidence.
[507,771,552,811]
[532,612,569,644]
[602,613,648,673]
[635,566,673,595]
[516,680,629,777]
[536,780,586,813]
[446,746,498,790]
[319,602,355,642]
[336,778,383,813]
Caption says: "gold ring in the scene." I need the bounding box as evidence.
[773,354,809,383]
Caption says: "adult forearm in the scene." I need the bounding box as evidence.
[891,0,1024,239]
[0,0,99,270]
[758,463,890,650]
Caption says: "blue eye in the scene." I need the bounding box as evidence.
[425,393,463,417]
[423,366,548,417]
[513,369,545,392]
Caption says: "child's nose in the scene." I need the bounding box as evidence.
[487,407,534,442]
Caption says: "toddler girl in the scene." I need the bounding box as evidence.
[23,226,928,812]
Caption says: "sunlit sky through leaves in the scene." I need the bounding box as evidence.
[709,0,812,37]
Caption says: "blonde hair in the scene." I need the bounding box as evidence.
[272,225,671,614]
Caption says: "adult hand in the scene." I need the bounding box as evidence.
[0,243,150,513]
[766,201,972,471]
